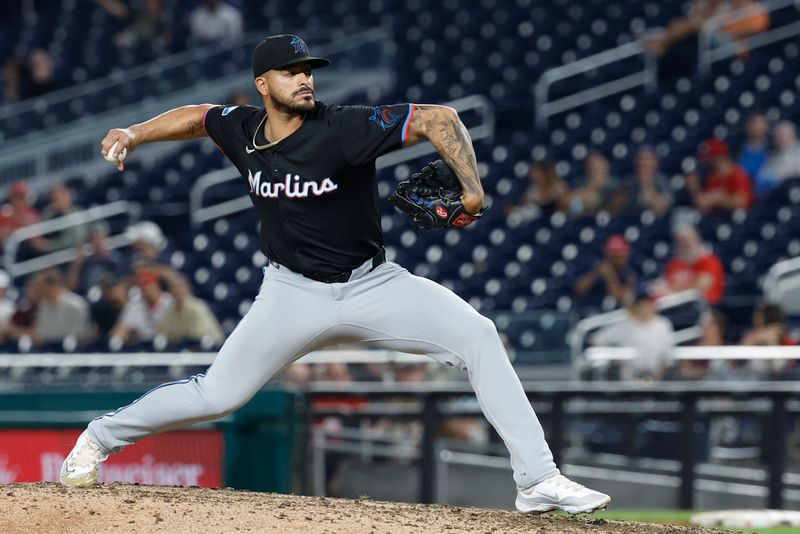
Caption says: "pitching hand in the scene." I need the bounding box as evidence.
[100,128,138,171]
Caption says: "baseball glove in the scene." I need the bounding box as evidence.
[388,159,485,233]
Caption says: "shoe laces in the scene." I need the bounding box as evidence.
[548,474,587,493]
[71,437,107,468]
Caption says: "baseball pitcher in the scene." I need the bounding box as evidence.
[60,34,610,514]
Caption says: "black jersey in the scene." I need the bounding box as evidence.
[203,101,415,278]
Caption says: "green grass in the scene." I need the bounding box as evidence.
[589,510,798,534]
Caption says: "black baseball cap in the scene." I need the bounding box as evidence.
[252,34,331,77]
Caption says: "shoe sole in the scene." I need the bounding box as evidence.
[60,466,99,488]
[516,495,611,515]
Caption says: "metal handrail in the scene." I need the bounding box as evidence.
[568,289,710,360]
[0,349,429,368]
[763,256,800,302]
[189,95,496,227]
[534,41,658,128]
[585,345,800,364]
[3,200,139,276]
[698,0,800,74]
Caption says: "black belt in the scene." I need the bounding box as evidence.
[273,248,387,284]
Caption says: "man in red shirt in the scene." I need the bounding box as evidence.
[0,181,42,247]
[654,224,725,304]
[686,138,754,214]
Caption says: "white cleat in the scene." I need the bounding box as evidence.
[59,430,108,487]
[515,474,611,515]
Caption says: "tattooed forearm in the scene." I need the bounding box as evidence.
[409,105,484,206]
[129,104,213,143]
[434,119,482,196]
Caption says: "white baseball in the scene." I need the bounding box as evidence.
[104,140,128,164]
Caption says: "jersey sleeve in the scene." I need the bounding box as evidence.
[202,104,258,155]
[333,103,415,166]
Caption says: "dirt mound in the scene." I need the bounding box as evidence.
[1,483,727,533]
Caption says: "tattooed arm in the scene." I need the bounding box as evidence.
[99,104,215,170]
[405,104,485,214]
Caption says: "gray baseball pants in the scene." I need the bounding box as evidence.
[87,259,559,489]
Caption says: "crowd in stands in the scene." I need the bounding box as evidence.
[0,1,798,386]
[0,182,225,351]
[503,113,800,382]
[2,0,244,103]
[0,108,796,377]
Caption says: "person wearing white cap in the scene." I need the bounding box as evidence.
[125,221,170,266]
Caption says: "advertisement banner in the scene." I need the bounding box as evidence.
[0,428,222,487]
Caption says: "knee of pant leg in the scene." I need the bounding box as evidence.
[203,387,246,419]
[473,316,500,344]
[479,316,514,359]
[460,316,504,358]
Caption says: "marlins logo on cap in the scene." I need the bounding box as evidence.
[289,36,306,54]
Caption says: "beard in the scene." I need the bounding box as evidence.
[270,91,315,114]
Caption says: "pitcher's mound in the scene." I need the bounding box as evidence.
[1,483,726,533]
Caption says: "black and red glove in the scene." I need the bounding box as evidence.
[388,160,486,233]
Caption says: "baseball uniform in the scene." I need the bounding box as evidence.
[85,100,559,490]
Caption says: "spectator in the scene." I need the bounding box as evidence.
[189,0,243,45]
[741,303,797,346]
[712,0,770,60]
[5,273,43,342]
[643,0,721,56]
[0,181,40,245]
[569,152,620,216]
[0,270,15,337]
[627,147,673,217]
[126,221,171,266]
[32,268,91,345]
[686,138,754,214]
[756,121,800,195]
[701,309,729,346]
[738,112,769,181]
[91,275,128,338]
[507,160,570,217]
[591,286,675,381]
[654,224,725,305]
[66,222,127,294]
[644,0,768,58]
[3,48,59,102]
[677,309,728,380]
[281,363,313,387]
[37,183,89,253]
[110,269,174,344]
[741,303,797,377]
[115,0,171,55]
[157,272,224,346]
[574,234,637,306]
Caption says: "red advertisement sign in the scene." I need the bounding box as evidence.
[0,428,223,487]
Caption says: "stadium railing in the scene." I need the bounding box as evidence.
[303,380,800,509]
[534,40,658,128]
[585,345,800,364]
[189,94,496,227]
[568,289,709,361]
[2,200,140,277]
[764,256,800,314]
[4,348,800,508]
[698,0,800,74]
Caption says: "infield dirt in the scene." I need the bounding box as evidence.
[1,483,731,533]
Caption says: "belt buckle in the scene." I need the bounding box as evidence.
[312,271,351,283]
